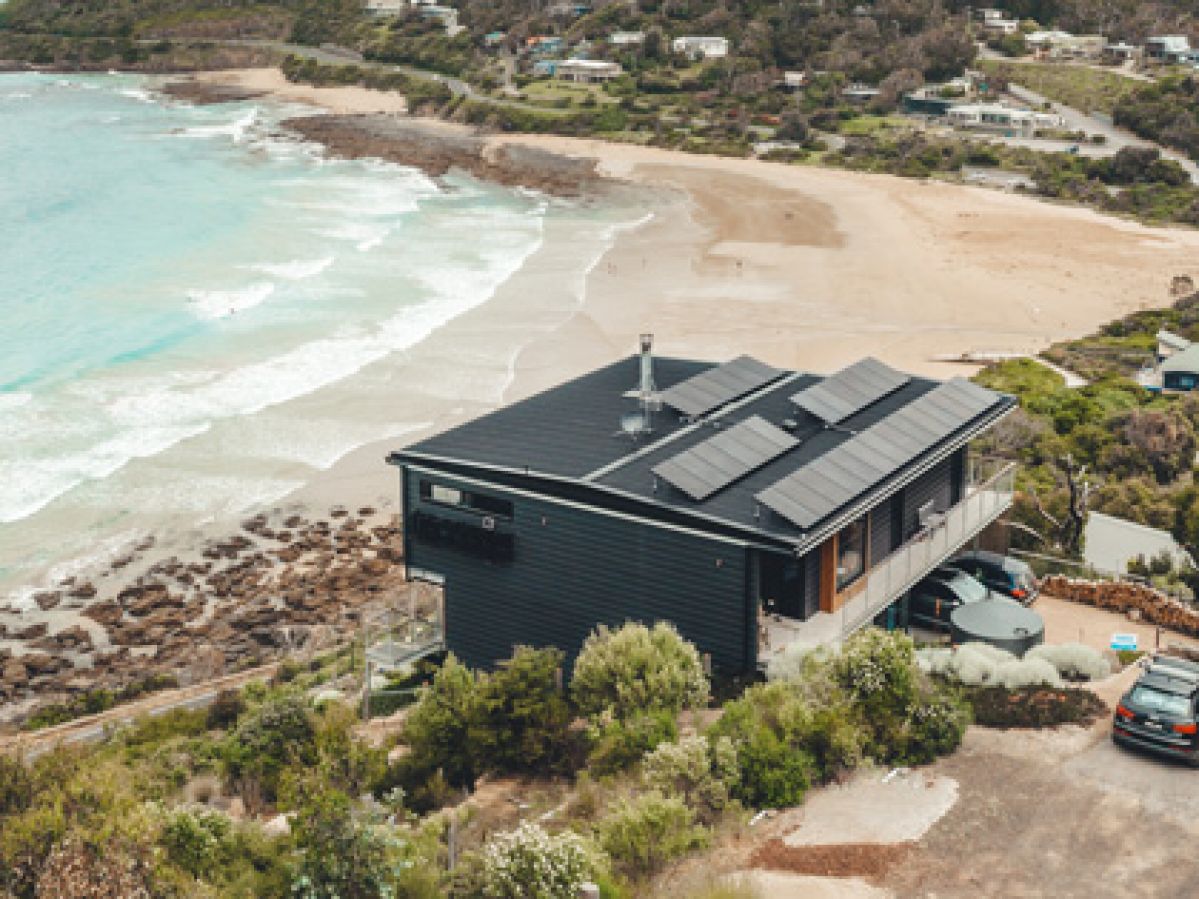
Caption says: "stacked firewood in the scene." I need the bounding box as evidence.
[1042,575,1199,639]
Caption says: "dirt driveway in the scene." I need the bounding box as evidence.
[882,696,1199,898]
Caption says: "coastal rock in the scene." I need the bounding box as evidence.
[12,622,48,641]
[31,625,93,653]
[282,115,603,197]
[84,601,124,627]
[67,582,97,599]
[34,591,62,611]
[2,658,28,688]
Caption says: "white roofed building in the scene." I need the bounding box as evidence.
[672,36,730,59]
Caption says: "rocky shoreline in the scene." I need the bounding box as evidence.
[282,114,605,197]
[0,507,409,730]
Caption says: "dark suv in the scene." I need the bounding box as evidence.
[909,566,1002,630]
[1113,655,1199,766]
[950,550,1039,604]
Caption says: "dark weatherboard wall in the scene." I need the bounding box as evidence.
[402,466,755,673]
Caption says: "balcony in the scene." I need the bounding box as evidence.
[760,461,1017,664]
[364,576,446,673]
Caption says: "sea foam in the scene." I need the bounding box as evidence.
[186,282,277,319]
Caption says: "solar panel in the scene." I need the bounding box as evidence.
[658,355,781,417]
[653,416,799,501]
[791,357,910,424]
[755,378,999,530]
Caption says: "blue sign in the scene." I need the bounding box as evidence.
[1111,633,1138,652]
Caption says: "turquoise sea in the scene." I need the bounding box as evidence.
[0,72,642,605]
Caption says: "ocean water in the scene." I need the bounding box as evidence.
[0,72,645,606]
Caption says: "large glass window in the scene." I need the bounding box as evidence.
[836,517,867,591]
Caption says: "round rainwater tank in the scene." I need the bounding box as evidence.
[950,598,1044,656]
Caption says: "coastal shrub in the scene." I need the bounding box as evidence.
[571,621,709,721]
[1026,643,1112,681]
[453,822,599,899]
[160,807,234,881]
[289,778,406,899]
[471,646,576,775]
[312,702,389,797]
[206,688,246,730]
[585,709,678,777]
[902,692,971,765]
[640,735,738,823]
[222,691,316,806]
[992,657,1064,690]
[398,653,480,790]
[597,790,709,879]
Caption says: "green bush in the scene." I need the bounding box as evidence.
[597,790,709,879]
[160,807,233,880]
[205,688,246,730]
[585,710,678,777]
[902,692,971,765]
[453,822,599,899]
[222,692,316,805]
[571,621,709,722]
[470,646,575,775]
[397,653,480,790]
[640,735,738,823]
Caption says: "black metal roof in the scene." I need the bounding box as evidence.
[392,354,1015,549]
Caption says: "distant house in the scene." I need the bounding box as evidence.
[1084,512,1194,577]
[419,5,462,36]
[1145,35,1191,64]
[526,35,566,57]
[981,17,1021,36]
[1026,31,1104,60]
[782,71,807,89]
[842,83,880,103]
[1156,329,1191,362]
[364,0,407,15]
[1159,345,1199,392]
[903,91,956,117]
[484,31,507,48]
[532,59,560,77]
[672,36,730,60]
[1103,41,1141,62]
[387,343,1017,673]
[556,58,623,83]
[609,31,645,46]
[947,103,1064,135]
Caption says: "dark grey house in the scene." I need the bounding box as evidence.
[386,339,1017,674]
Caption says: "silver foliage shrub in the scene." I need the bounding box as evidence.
[914,647,953,676]
[1025,643,1111,681]
[992,656,1063,689]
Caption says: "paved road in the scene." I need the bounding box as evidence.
[1005,82,1199,182]
[221,40,549,113]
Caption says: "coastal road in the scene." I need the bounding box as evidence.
[216,40,551,114]
[1003,82,1199,182]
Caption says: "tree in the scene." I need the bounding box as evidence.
[470,646,574,774]
[222,692,316,808]
[570,622,709,722]
[453,822,597,899]
[400,654,480,790]
[1125,408,1196,485]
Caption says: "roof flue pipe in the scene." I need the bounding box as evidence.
[638,333,661,413]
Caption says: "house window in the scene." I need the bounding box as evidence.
[836,517,867,591]
[1180,374,1196,390]
[419,480,514,519]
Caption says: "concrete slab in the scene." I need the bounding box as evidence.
[781,769,958,847]
[730,870,893,898]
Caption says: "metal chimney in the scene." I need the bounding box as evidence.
[638,333,660,411]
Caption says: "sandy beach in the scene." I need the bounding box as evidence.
[213,63,1199,509]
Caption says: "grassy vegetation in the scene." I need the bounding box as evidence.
[0,626,967,897]
[978,59,1141,115]
[1114,74,1199,163]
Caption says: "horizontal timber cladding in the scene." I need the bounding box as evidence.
[902,456,955,538]
[403,467,753,674]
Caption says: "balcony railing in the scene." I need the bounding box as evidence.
[759,461,1017,662]
[364,578,446,673]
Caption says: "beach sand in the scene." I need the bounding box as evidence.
[10,67,1199,606]
[255,70,1199,513]
[192,67,410,115]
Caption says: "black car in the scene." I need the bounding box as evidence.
[909,566,1000,630]
[1113,655,1199,767]
[949,550,1039,604]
